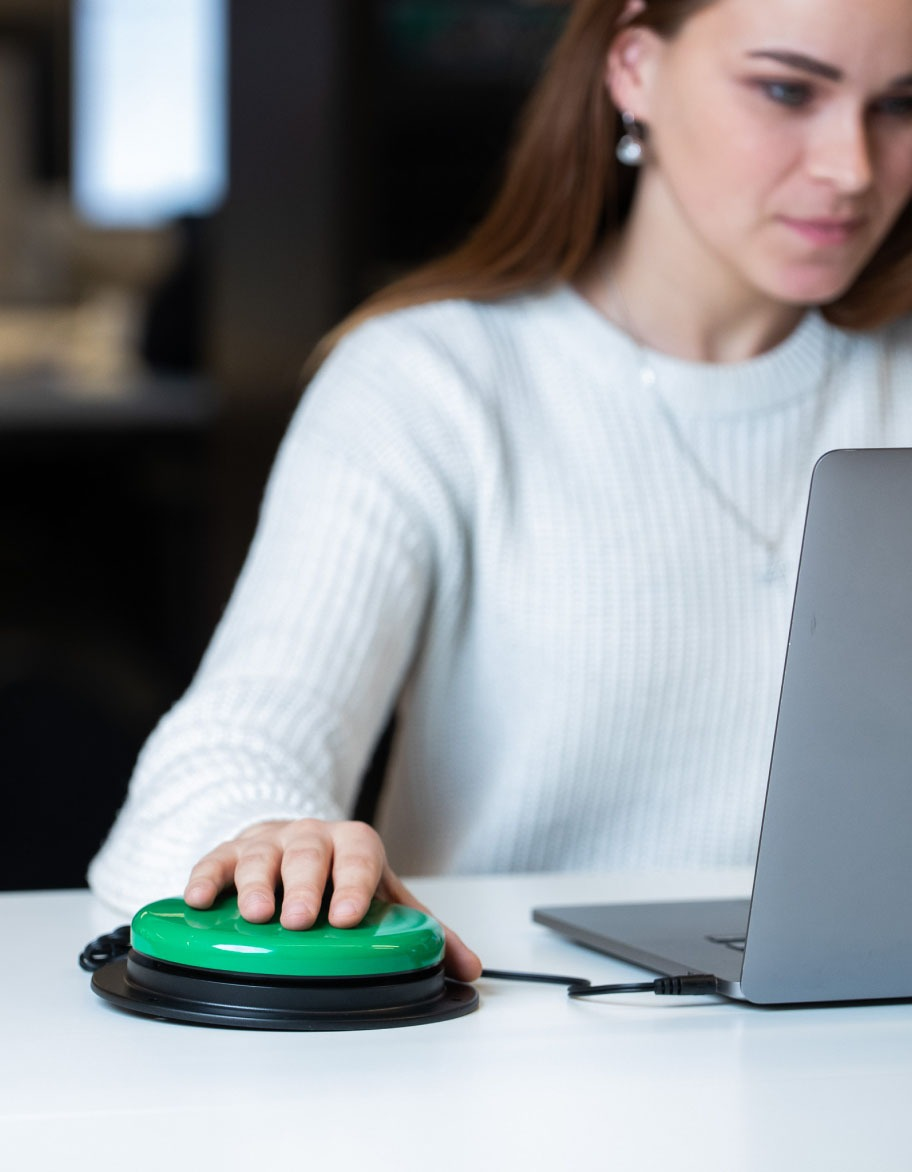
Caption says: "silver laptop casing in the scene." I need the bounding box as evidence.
[535,450,912,1004]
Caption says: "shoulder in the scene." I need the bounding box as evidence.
[274,297,550,505]
[845,312,912,357]
[827,313,912,377]
[876,314,912,391]
[322,287,576,390]
[298,299,512,444]
[880,313,912,358]
[298,285,588,436]
[824,315,912,438]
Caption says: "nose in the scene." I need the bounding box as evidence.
[807,110,873,195]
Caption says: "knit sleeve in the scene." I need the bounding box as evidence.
[88,311,477,915]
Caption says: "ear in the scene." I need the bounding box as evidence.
[604,26,664,121]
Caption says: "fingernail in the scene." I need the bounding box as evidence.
[239,891,274,921]
[332,899,359,921]
[281,899,316,924]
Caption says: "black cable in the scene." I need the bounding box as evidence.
[481,968,719,998]
[77,932,719,998]
[79,925,131,972]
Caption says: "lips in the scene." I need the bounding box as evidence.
[778,214,867,247]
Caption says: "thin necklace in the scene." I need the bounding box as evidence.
[610,279,833,586]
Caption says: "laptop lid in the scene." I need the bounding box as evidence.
[739,447,912,1003]
[535,449,912,1005]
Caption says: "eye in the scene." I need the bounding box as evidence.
[872,93,912,118]
[759,79,813,108]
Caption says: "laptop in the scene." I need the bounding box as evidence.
[534,448,912,1005]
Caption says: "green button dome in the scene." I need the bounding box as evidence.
[131,894,446,978]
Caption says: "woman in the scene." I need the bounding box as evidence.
[89,0,912,980]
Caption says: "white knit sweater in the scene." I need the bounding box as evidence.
[88,285,912,915]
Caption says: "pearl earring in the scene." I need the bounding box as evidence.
[615,111,646,167]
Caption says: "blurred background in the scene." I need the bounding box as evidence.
[0,0,569,891]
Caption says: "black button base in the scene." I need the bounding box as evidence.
[90,951,479,1031]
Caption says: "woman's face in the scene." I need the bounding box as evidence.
[610,0,912,308]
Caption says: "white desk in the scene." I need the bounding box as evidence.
[3,870,910,1172]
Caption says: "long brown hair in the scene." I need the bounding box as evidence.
[312,0,912,369]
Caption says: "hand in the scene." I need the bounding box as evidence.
[183,818,482,982]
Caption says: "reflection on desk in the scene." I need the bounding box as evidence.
[3,869,910,1172]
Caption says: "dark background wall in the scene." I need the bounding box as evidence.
[0,0,567,891]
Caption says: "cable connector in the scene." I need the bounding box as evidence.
[649,974,719,997]
[569,972,719,998]
[482,968,720,998]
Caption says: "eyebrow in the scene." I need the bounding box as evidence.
[746,49,912,88]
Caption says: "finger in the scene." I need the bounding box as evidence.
[233,837,284,923]
[184,843,242,908]
[327,822,386,927]
[278,822,334,929]
[379,868,483,983]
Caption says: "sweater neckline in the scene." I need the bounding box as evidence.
[540,282,841,418]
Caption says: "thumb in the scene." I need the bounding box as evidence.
[378,866,483,983]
